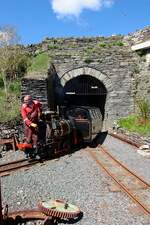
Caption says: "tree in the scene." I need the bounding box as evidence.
[0,25,28,97]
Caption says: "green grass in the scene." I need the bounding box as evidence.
[0,89,21,124]
[118,114,150,136]
[28,53,50,72]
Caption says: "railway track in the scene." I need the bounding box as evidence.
[108,131,141,148]
[0,158,40,177]
[89,145,150,216]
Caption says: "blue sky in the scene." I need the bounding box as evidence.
[0,0,150,45]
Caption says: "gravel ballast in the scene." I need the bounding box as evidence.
[1,136,150,225]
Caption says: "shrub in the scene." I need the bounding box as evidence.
[48,45,59,50]
[98,42,106,48]
[0,91,20,123]
[9,80,21,97]
[113,41,124,46]
[136,97,150,121]
[84,58,93,64]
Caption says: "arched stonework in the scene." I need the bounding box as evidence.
[60,66,112,93]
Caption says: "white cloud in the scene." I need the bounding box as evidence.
[51,0,114,18]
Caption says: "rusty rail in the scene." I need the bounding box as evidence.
[88,147,150,216]
[101,146,149,187]
[109,131,141,148]
[0,159,40,177]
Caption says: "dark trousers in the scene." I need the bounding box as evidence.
[24,125,38,147]
[24,121,47,146]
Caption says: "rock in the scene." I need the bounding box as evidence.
[139,144,149,150]
[137,149,150,157]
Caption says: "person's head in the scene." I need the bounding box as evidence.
[23,95,33,105]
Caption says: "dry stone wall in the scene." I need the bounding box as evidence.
[22,26,150,127]
[21,75,48,110]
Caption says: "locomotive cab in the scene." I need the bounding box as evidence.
[64,106,103,144]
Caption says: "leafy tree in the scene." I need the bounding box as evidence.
[0,25,29,97]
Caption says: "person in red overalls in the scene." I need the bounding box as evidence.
[21,95,42,158]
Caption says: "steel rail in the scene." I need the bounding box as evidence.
[0,159,39,177]
[101,146,150,188]
[0,158,27,167]
[108,132,141,148]
[88,149,150,216]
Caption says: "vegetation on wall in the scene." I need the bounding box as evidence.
[118,97,150,135]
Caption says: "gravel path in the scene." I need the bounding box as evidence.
[104,134,150,183]
[1,141,150,225]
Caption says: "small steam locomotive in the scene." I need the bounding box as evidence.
[19,106,103,158]
[40,106,102,155]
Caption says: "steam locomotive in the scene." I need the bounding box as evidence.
[39,106,103,156]
[19,106,103,158]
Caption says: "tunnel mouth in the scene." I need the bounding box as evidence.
[63,75,107,120]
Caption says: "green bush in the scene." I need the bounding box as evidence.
[136,97,150,120]
[98,42,106,48]
[0,90,20,123]
[48,45,59,50]
[9,80,21,97]
[113,41,124,46]
[84,58,93,64]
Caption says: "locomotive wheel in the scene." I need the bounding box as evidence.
[62,139,71,152]
[38,199,81,219]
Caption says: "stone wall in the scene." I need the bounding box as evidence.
[124,26,150,106]
[21,73,48,111]
[22,26,150,127]
[124,26,150,45]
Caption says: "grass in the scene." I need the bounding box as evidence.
[118,114,150,136]
[28,53,50,72]
[0,89,21,124]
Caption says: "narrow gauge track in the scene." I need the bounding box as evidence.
[109,132,141,148]
[0,158,40,177]
[88,146,150,216]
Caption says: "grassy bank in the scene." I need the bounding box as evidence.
[118,114,150,136]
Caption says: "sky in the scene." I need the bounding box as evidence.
[0,0,150,45]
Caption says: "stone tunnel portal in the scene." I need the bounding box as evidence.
[64,75,107,119]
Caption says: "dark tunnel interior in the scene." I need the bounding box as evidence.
[63,75,107,120]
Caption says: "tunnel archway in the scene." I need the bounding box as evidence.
[63,75,107,119]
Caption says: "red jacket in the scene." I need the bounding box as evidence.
[21,100,42,127]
